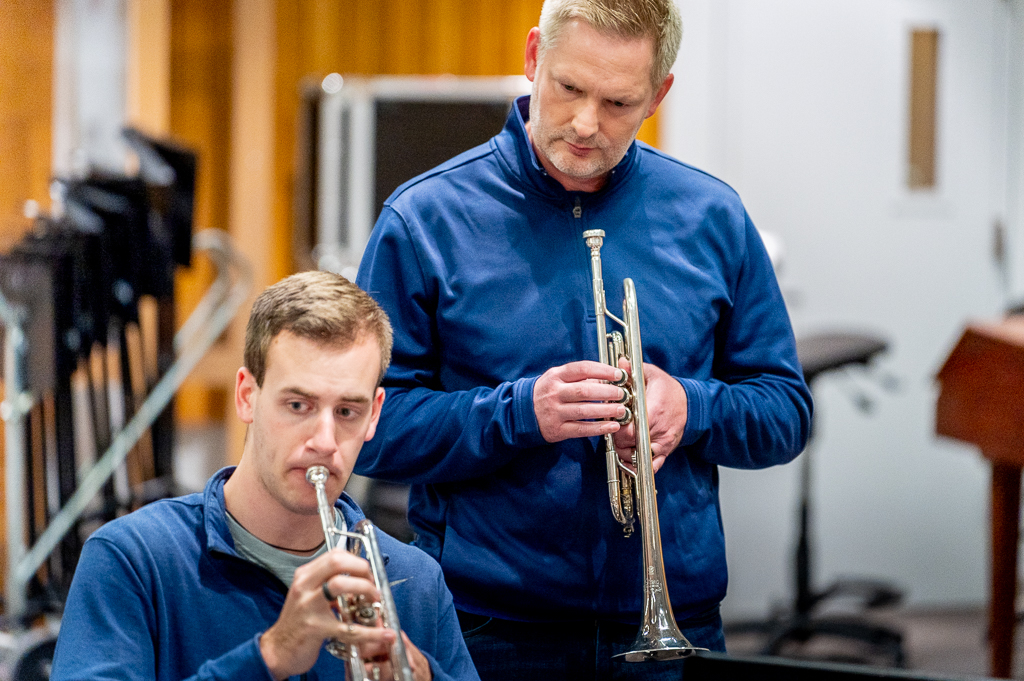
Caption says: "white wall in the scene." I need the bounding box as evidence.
[663,0,1022,618]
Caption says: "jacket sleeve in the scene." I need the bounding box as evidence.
[677,214,813,469]
[356,206,548,484]
[50,537,275,681]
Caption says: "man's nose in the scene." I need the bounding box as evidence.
[571,99,599,139]
[308,408,338,452]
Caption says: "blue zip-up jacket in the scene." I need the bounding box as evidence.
[50,467,480,681]
[355,95,812,623]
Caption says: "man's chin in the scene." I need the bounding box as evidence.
[553,159,607,182]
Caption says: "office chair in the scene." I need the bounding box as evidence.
[726,331,906,667]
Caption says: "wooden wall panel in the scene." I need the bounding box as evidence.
[0,1,54,251]
[0,0,54,581]
[168,0,235,421]
[127,0,171,134]
[273,0,550,280]
[385,0,426,74]
[271,0,656,282]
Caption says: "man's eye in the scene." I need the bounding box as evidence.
[563,84,577,92]
[337,407,354,418]
[287,401,306,412]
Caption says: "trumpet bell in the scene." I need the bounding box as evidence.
[614,611,705,662]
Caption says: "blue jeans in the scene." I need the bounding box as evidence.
[458,606,726,681]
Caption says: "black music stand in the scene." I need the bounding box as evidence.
[726,331,905,667]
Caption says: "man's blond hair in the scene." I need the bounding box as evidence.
[243,271,393,386]
[538,0,682,90]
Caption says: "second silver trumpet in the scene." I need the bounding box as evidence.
[306,465,413,681]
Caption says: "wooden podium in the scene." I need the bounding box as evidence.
[936,318,1024,679]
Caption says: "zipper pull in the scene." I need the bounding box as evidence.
[573,196,582,219]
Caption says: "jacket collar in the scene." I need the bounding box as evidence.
[495,95,640,201]
[202,466,368,558]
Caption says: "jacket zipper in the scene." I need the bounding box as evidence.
[573,195,582,219]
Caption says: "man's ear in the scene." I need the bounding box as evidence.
[524,27,541,82]
[235,367,258,425]
[645,73,674,119]
[363,387,386,443]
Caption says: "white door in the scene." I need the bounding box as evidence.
[665,0,1022,617]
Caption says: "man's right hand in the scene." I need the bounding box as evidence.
[259,549,395,680]
[533,361,628,443]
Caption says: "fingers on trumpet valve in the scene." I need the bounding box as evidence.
[319,549,376,589]
[322,580,382,621]
[324,625,396,663]
[328,622,396,661]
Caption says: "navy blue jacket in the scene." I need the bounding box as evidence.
[50,467,479,681]
[356,96,812,622]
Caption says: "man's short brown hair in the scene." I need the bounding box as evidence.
[538,0,683,90]
[243,271,393,386]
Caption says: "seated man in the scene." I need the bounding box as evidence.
[51,271,479,681]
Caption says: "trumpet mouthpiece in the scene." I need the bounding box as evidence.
[305,465,329,485]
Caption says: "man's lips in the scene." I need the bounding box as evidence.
[565,141,596,156]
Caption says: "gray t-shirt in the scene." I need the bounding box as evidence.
[226,509,346,587]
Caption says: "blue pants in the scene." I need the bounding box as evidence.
[458,606,726,680]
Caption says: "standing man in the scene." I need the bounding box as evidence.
[51,271,480,681]
[356,0,812,678]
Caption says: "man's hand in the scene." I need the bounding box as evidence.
[358,631,432,681]
[612,361,687,473]
[259,550,395,680]
[533,361,629,443]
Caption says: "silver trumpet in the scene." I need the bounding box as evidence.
[583,229,706,662]
[306,465,414,681]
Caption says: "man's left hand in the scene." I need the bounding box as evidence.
[358,631,432,681]
[612,361,687,473]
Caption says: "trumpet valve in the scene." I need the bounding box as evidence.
[347,594,378,625]
[615,406,633,426]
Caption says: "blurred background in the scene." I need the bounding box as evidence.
[2,0,1024,678]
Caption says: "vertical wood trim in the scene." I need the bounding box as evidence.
[508,0,542,74]
[231,0,277,286]
[126,0,171,424]
[0,0,55,588]
[427,0,463,74]
[0,2,54,247]
[169,0,235,422]
[226,0,277,462]
[1,6,54,566]
[386,0,425,74]
[908,28,939,189]
[127,0,171,134]
[352,0,385,74]
[308,0,343,75]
